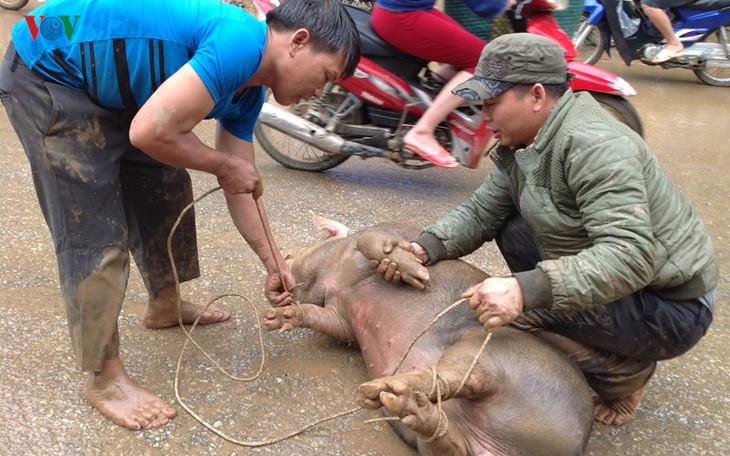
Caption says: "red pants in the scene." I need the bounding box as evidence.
[371,6,486,73]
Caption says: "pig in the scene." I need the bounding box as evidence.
[262,214,594,456]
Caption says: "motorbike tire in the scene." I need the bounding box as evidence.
[588,92,644,137]
[0,0,29,9]
[572,18,605,65]
[254,91,351,172]
[693,26,730,87]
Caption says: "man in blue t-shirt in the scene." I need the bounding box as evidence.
[0,0,360,431]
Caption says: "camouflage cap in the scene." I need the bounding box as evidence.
[453,33,570,102]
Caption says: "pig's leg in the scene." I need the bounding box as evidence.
[358,331,496,408]
[355,231,429,289]
[378,382,469,456]
[261,305,355,342]
[358,332,496,455]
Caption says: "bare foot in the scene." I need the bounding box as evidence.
[84,358,177,430]
[142,297,230,329]
[593,383,648,426]
[142,285,230,329]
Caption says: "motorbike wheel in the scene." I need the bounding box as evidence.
[589,92,644,137]
[693,26,730,87]
[0,0,29,9]
[572,18,605,65]
[254,91,351,172]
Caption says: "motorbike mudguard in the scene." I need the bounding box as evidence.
[568,60,636,95]
[527,13,578,60]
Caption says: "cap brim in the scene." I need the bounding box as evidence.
[452,76,513,103]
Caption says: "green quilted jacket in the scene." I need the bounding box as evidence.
[418,91,718,312]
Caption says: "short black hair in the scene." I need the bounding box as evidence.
[512,82,569,99]
[267,0,361,78]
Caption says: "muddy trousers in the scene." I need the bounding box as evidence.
[496,216,713,400]
[0,45,200,372]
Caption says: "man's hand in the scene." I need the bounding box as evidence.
[216,154,264,199]
[370,238,416,282]
[461,277,524,332]
[358,236,429,290]
[264,268,296,307]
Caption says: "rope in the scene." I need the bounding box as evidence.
[166,186,492,447]
[167,187,363,446]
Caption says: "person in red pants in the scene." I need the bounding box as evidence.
[371,0,510,167]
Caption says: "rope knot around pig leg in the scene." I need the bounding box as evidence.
[428,366,451,402]
[421,409,450,443]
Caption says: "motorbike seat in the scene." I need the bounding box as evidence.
[681,0,730,10]
[344,5,428,83]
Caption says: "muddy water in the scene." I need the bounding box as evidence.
[1,4,729,455]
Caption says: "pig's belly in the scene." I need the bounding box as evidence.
[351,300,472,379]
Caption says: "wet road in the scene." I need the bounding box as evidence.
[1,3,729,455]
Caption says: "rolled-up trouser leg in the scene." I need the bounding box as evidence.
[120,149,200,297]
[1,57,131,371]
[1,48,200,370]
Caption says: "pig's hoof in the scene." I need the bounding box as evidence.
[357,377,410,409]
[260,306,301,331]
[379,385,441,438]
[357,379,390,409]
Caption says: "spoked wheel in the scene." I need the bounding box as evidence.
[572,18,605,65]
[254,90,353,172]
[0,0,29,10]
[693,26,730,87]
[590,93,644,137]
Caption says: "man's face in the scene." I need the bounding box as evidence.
[272,45,346,106]
[480,85,543,148]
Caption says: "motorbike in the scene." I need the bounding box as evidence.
[572,0,730,86]
[252,0,644,172]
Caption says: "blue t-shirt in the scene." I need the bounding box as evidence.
[11,0,266,141]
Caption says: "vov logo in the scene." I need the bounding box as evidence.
[24,15,80,40]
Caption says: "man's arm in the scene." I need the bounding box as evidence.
[215,125,295,306]
[129,64,262,197]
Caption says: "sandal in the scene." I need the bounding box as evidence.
[405,143,459,168]
[650,47,684,64]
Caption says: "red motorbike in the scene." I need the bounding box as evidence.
[253,0,644,171]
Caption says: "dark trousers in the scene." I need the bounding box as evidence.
[0,44,200,371]
[496,215,713,399]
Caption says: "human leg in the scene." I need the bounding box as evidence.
[403,71,473,168]
[371,8,484,72]
[495,213,713,424]
[371,7,485,167]
[640,2,684,59]
[1,50,175,429]
[512,293,712,425]
[119,149,229,328]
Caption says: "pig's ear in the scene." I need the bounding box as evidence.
[310,211,349,238]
